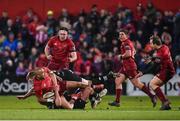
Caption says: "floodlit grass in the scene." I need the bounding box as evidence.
[0,95,180,120]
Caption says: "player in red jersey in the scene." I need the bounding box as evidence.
[108,29,156,107]
[45,27,77,70]
[17,67,107,109]
[20,67,90,109]
[149,35,175,110]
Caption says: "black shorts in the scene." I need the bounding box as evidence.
[73,99,86,109]
[54,69,82,82]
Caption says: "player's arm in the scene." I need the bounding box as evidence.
[121,49,131,59]
[17,87,34,100]
[69,51,77,62]
[118,45,132,59]
[44,44,52,60]
[48,71,62,107]
[68,41,77,62]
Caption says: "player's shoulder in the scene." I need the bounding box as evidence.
[49,36,59,41]
[123,39,131,44]
[66,38,75,45]
[66,38,73,42]
[122,39,132,47]
[161,45,169,51]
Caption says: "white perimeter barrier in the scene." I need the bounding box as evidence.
[127,74,180,96]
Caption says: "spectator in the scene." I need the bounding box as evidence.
[0,30,6,46]
[144,2,156,23]
[73,52,85,76]
[175,55,180,76]
[35,25,48,50]
[2,59,16,78]
[173,10,180,57]
[22,8,34,24]
[28,47,38,70]
[2,32,18,51]
[0,11,9,34]
[35,53,48,68]
[28,15,40,37]
[134,3,144,21]
[3,19,17,36]
[45,10,57,36]
[16,61,27,77]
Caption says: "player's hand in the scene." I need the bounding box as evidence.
[55,96,61,107]
[135,71,143,78]
[16,95,26,100]
[47,55,52,60]
[117,54,122,60]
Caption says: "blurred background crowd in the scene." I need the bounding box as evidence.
[0,2,179,89]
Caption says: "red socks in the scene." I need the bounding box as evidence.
[115,89,122,103]
[141,85,154,98]
[154,87,167,103]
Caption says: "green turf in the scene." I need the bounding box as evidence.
[0,95,180,120]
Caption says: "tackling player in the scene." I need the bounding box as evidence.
[17,67,107,109]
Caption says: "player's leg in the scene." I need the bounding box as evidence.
[129,70,157,107]
[131,77,157,107]
[66,78,90,89]
[108,73,125,107]
[149,76,171,110]
[60,95,74,109]
[55,69,83,82]
[74,86,94,109]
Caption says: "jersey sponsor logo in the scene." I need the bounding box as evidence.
[54,42,58,46]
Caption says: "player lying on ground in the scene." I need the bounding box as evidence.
[17,67,107,109]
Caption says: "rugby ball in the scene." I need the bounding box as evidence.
[43,91,55,99]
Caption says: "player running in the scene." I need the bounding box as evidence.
[108,29,156,107]
[45,27,77,70]
[148,35,175,110]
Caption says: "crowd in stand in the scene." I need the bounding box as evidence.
[0,2,179,84]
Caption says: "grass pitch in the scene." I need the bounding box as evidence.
[0,95,180,120]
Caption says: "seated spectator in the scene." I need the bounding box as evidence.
[0,30,6,46]
[175,55,180,76]
[2,59,16,78]
[35,53,48,68]
[0,11,9,33]
[16,61,27,77]
[35,25,48,49]
[45,10,56,37]
[4,19,17,36]
[73,52,85,76]
[28,47,38,70]
[2,32,18,51]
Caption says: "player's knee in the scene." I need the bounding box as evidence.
[133,82,141,89]
[131,79,143,89]
[149,81,156,90]
[115,83,122,89]
[115,78,123,86]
